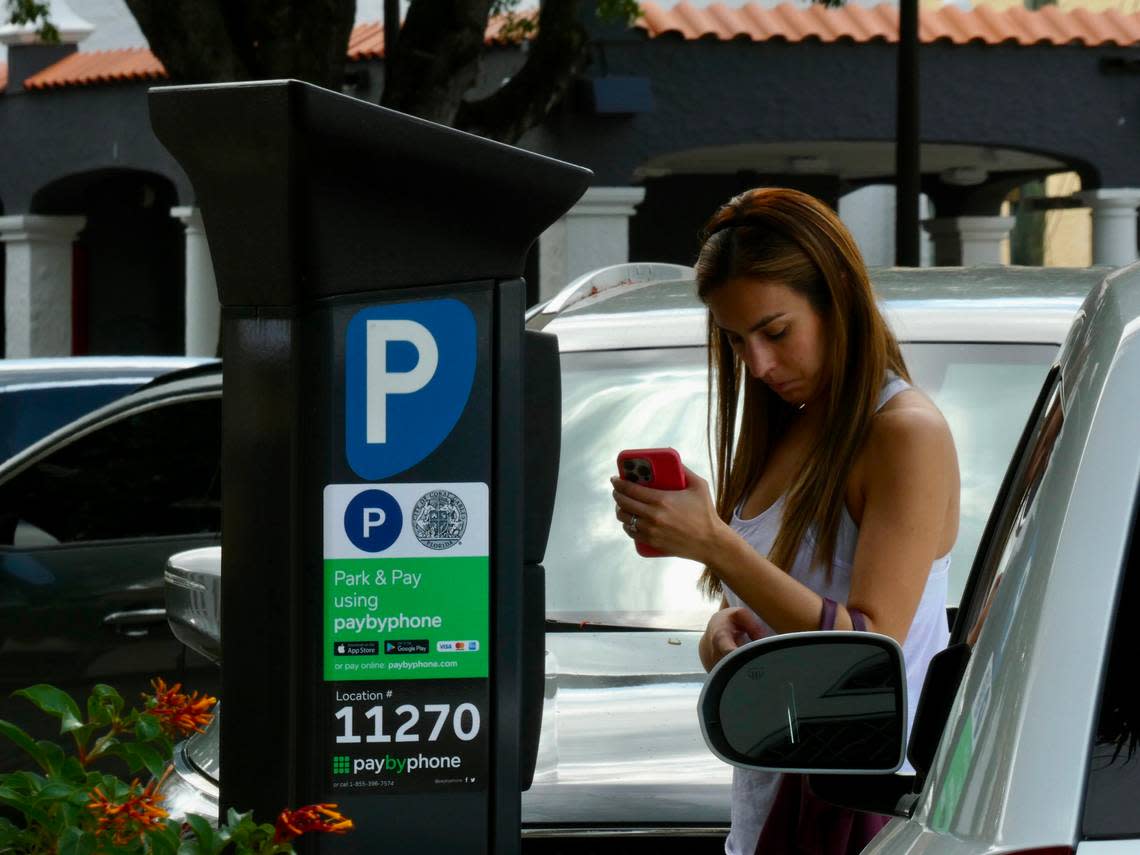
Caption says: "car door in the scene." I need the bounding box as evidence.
[1078,488,1140,853]
[0,390,222,769]
[866,369,1071,855]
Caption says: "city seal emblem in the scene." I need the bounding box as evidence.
[411,489,468,550]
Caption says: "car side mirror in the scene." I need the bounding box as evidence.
[164,546,222,663]
[699,631,908,774]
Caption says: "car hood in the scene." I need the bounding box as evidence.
[527,629,730,828]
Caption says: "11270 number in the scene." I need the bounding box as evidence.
[334,703,480,744]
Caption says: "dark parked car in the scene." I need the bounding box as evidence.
[0,356,215,459]
[0,362,222,769]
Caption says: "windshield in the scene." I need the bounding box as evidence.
[544,342,1058,630]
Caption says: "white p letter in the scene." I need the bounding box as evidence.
[365,320,439,444]
[363,508,387,535]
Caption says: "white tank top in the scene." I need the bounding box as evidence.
[721,375,951,855]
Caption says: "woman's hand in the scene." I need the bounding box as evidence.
[699,607,767,672]
[611,466,727,564]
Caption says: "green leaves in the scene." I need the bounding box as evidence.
[0,719,50,771]
[105,740,168,779]
[3,0,61,42]
[0,680,302,854]
[596,0,642,24]
[87,684,125,727]
[184,814,224,855]
[13,686,84,735]
[57,826,96,855]
[135,712,163,742]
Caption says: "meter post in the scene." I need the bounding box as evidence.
[149,79,589,853]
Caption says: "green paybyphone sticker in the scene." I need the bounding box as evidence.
[323,483,489,681]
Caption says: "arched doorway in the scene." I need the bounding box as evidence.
[32,169,183,355]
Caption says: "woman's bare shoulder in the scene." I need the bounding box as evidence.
[846,388,958,521]
[864,388,956,469]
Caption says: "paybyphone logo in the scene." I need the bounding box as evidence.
[345,300,477,480]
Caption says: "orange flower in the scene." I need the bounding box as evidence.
[144,677,217,737]
[273,803,354,843]
[87,778,169,845]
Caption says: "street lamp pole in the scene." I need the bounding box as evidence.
[895,0,921,266]
[385,0,400,62]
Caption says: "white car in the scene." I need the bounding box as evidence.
[699,263,1140,854]
[159,263,1102,849]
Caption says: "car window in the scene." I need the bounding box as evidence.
[0,384,145,459]
[545,343,1057,630]
[545,347,716,629]
[0,396,222,546]
[904,343,1059,605]
[951,369,1063,646]
[1081,495,1140,838]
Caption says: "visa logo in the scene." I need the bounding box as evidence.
[437,640,480,653]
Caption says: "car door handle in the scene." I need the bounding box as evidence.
[103,608,167,638]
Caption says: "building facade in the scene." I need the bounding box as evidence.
[3,0,1140,356]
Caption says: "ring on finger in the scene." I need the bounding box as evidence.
[629,514,639,535]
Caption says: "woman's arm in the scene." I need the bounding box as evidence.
[612,469,828,633]
[612,407,957,644]
[840,406,958,642]
[697,596,769,672]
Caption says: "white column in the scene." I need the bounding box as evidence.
[172,206,220,357]
[538,186,646,301]
[922,216,1016,266]
[0,214,85,357]
[839,186,936,267]
[1076,189,1140,267]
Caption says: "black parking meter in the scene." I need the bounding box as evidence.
[149,80,589,853]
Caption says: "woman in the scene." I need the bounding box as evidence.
[611,188,958,854]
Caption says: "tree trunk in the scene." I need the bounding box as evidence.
[123,0,354,89]
[380,0,497,125]
[457,0,589,144]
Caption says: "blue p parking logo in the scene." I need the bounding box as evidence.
[345,300,477,479]
[344,489,403,553]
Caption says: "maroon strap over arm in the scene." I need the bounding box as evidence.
[819,597,868,632]
[819,597,838,631]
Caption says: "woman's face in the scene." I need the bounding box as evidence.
[706,277,829,406]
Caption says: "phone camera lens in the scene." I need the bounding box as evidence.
[622,460,636,471]
[636,464,651,478]
[624,473,639,483]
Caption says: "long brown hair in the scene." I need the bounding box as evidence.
[695,187,909,597]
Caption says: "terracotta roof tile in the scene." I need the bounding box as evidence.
[347,13,533,60]
[637,0,1140,46]
[13,4,1140,92]
[23,47,165,89]
[485,9,539,42]
[1049,5,1094,40]
[18,16,532,90]
[348,21,386,60]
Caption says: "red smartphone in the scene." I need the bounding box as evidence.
[616,447,687,558]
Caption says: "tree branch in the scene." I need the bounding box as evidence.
[122,0,353,88]
[455,0,589,145]
[380,0,497,125]
[243,0,355,90]
[122,0,249,83]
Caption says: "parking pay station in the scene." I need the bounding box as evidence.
[150,80,590,853]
